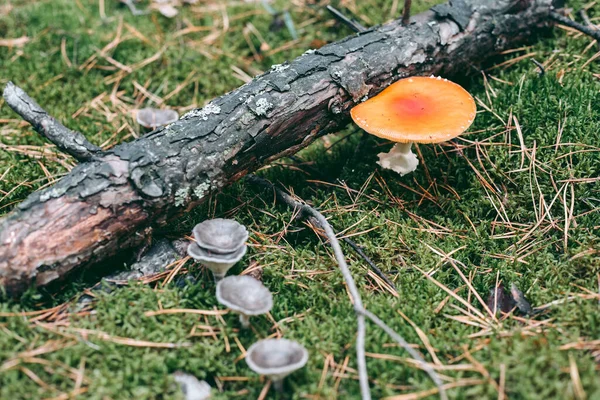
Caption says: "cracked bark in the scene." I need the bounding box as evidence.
[0,0,557,297]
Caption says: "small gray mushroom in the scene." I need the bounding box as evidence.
[173,371,211,400]
[187,242,246,282]
[136,107,179,129]
[192,218,248,254]
[245,338,308,392]
[216,275,273,328]
[188,218,249,281]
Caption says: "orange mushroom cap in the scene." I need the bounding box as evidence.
[350,76,476,144]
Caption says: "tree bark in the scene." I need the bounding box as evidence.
[0,0,556,297]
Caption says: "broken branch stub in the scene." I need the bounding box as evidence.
[0,0,556,297]
[3,82,101,161]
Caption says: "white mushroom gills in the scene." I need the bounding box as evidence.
[245,338,308,392]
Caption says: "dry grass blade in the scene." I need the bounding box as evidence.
[1,340,77,371]
[383,378,486,400]
[568,354,587,400]
[423,243,495,320]
[72,329,191,348]
[145,308,229,317]
[0,36,29,47]
[413,264,488,321]
[397,310,442,365]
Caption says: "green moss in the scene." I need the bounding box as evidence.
[1,0,600,399]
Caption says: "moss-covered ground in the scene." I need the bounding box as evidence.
[0,0,599,399]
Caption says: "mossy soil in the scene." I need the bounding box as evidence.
[0,0,599,399]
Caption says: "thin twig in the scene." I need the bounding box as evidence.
[248,174,370,399]
[578,9,593,27]
[343,237,396,290]
[285,159,394,290]
[550,11,600,42]
[578,9,600,51]
[261,157,395,287]
[247,174,447,400]
[2,82,101,161]
[530,58,545,75]
[402,0,412,25]
[326,5,367,33]
[356,307,447,398]
[308,205,371,399]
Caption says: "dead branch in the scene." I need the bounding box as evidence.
[0,0,557,297]
[550,11,600,41]
[3,82,101,161]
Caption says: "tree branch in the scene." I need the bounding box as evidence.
[2,82,101,161]
[0,0,557,297]
[550,11,600,41]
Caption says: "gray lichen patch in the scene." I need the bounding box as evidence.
[270,63,290,73]
[174,187,190,207]
[254,98,273,116]
[162,127,178,138]
[182,103,222,121]
[410,49,427,64]
[193,182,211,199]
[39,185,68,202]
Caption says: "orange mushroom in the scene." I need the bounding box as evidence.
[350,76,476,176]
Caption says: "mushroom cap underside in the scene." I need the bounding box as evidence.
[246,339,308,376]
[216,275,273,315]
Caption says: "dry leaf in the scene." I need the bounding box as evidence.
[510,283,533,315]
[486,283,515,315]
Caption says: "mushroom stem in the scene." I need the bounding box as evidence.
[239,313,251,328]
[212,272,225,282]
[395,142,412,154]
[377,142,419,176]
[272,379,284,393]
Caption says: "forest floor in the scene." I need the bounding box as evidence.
[0,0,599,399]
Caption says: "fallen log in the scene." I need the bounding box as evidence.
[0,0,558,297]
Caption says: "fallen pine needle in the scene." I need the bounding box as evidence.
[383,378,487,400]
[145,308,229,317]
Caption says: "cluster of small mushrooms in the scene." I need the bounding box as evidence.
[177,75,475,397]
[186,218,309,394]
